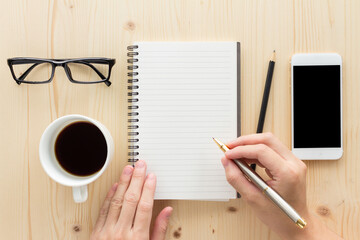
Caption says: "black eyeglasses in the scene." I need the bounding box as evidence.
[7,57,116,86]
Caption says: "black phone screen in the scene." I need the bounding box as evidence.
[293,65,341,148]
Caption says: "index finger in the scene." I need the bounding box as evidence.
[105,165,134,226]
[227,133,296,161]
[225,144,287,177]
[118,160,147,229]
[133,173,156,234]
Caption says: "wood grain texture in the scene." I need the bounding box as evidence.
[0,0,358,239]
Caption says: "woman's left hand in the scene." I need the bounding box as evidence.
[90,160,173,240]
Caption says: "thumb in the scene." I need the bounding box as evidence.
[151,207,173,240]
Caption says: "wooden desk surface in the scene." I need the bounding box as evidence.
[0,0,359,239]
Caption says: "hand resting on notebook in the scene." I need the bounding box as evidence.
[90,160,173,240]
[222,132,343,240]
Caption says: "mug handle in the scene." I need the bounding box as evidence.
[73,185,88,203]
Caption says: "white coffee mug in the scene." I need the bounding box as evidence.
[39,114,114,203]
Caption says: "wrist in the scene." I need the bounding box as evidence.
[290,214,321,240]
[276,211,314,240]
[279,212,342,240]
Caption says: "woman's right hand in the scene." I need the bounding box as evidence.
[221,133,342,240]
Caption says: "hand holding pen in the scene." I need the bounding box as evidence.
[218,133,343,240]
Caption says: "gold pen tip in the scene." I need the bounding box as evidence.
[212,138,229,152]
[212,137,219,144]
[296,218,307,229]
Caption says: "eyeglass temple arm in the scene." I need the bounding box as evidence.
[76,61,111,86]
[17,63,41,82]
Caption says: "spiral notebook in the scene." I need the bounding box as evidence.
[128,42,240,200]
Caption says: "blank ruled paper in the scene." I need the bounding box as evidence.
[134,42,238,200]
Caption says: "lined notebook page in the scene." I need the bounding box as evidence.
[134,42,239,200]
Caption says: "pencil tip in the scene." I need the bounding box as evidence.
[271,50,276,62]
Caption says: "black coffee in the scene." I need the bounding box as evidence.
[55,121,107,176]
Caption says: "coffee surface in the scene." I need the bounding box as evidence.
[55,121,107,176]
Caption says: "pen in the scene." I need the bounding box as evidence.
[212,137,307,229]
[252,50,276,171]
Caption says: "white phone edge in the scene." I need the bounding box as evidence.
[291,53,343,160]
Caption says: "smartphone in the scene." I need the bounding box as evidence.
[291,53,343,160]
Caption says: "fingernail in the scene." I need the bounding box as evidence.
[135,160,145,168]
[123,166,133,175]
[221,157,229,167]
[147,173,155,180]
[166,207,173,219]
[227,139,237,145]
[227,140,235,145]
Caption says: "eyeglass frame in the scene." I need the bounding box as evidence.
[7,57,116,86]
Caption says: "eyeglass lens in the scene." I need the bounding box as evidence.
[12,62,53,83]
[66,62,109,82]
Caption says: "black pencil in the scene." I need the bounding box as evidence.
[251,50,276,170]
